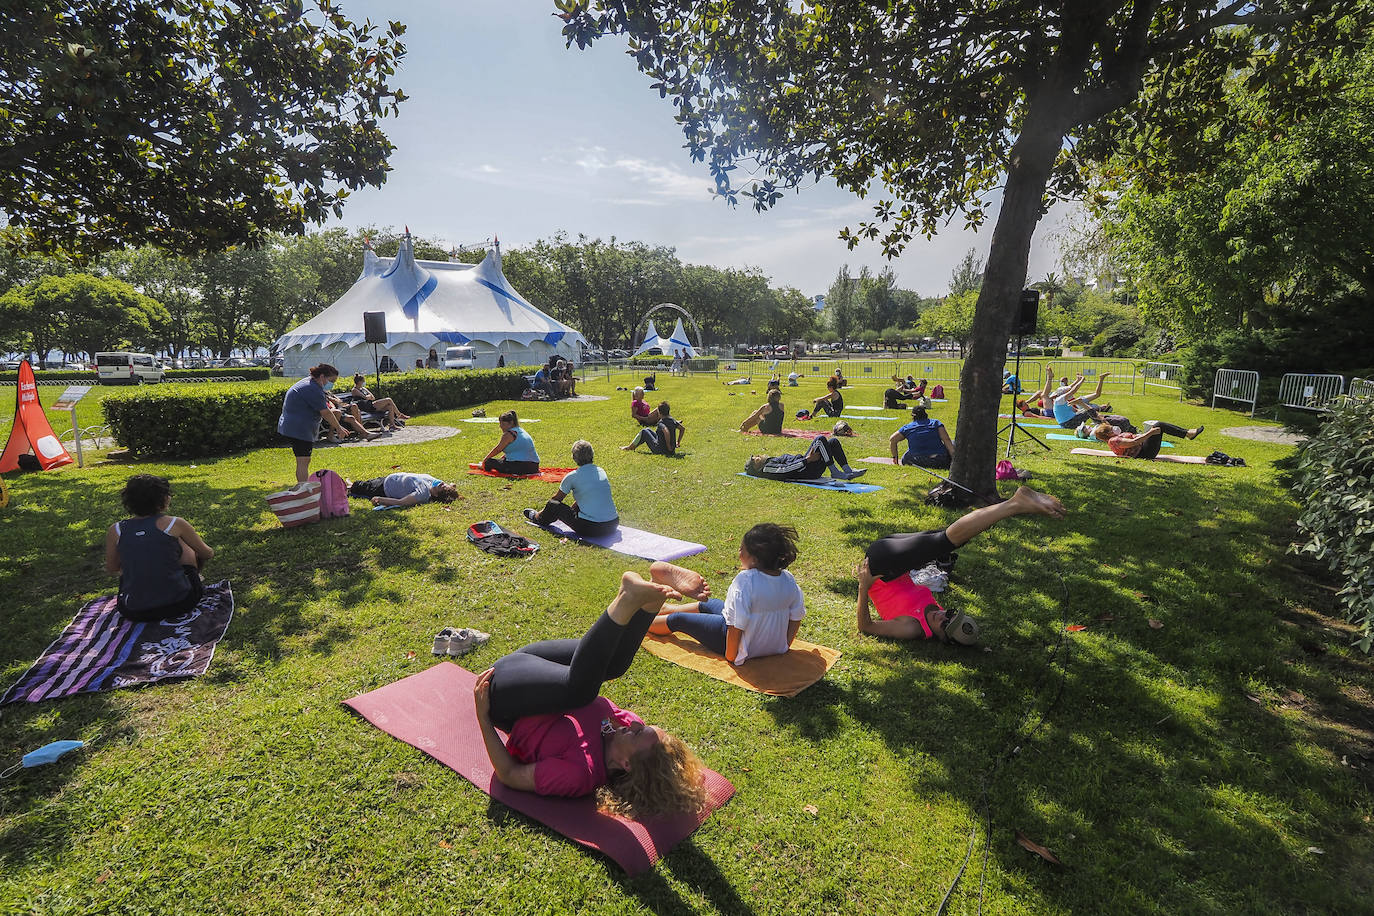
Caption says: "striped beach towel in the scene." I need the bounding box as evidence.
[2,582,235,705]
[266,480,321,527]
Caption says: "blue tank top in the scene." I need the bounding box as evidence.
[117,516,190,612]
[504,426,539,464]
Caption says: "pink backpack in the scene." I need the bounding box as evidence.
[312,469,351,519]
[931,384,945,399]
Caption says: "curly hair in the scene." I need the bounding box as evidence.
[597,732,707,819]
[742,522,799,571]
[121,474,171,516]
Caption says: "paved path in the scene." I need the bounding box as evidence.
[1220,426,1307,446]
[316,425,461,449]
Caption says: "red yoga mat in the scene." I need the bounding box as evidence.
[467,463,573,482]
[343,662,735,876]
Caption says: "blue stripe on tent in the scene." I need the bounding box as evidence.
[476,278,529,309]
[543,331,566,345]
[401,273,439,321]
[432,331,471,344]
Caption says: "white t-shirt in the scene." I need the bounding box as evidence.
[722,568,806,664]
[1049,385,1074,410]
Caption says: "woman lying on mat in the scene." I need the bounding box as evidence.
[629,386,658,426]
[889,405,955,468]
[743,433,866,481]
[481,409,540,476]
[1093,421,1204,460]
[348,472,459,507]
[525,440,619,536]
[473,565,710,815]
[105,474,214,622]
[739,388,786,435]
[650,524,805,666]
[856,486,1066,645]
[621,401,686,455]
[349,374,410,430]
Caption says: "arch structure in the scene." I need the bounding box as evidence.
[633,303,702,358]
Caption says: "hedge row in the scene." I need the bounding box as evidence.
[101,366,532,458]
[0,367,271,383]
[623,355,720,370]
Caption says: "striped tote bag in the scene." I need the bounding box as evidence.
[266,480,322,528]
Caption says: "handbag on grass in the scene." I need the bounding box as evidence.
[266,480,322,528]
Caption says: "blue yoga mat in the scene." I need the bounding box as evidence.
[1046,433,1173,448]
[736,472,883,493]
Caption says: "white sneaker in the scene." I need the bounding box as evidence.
[446,628,491,657]
[432,627,458,656]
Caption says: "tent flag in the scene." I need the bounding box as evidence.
[0,360,74,473]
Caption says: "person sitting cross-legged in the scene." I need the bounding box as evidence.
[856,486,1066,645]
[622,402,686,455]
[889,405,955,469]
[525,439,619,536]
[481,409,540,476]
[105,474,215,622]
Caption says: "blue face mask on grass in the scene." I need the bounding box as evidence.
[1,740,84,778]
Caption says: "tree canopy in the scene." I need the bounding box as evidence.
[0,1,407,258]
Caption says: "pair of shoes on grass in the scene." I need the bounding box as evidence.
[432,627,491,657]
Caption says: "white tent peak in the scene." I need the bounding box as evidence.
[632,316,696,358]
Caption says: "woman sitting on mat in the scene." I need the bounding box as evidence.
[349,472,459,507]
[105,474,214,622]
[525,440,619,536]
[744,434,866,481]
[473,565,710,814]
[803,377,845,419]
[889,405,954,468]
[651,524,805,665]
[1093,420,1203,460]
[856,486,1066,645]
[643,373,658,392]
[740,388,786,435]
[883,376,912,410]
[481,409,540,476]
[629,387,658,426]
[622,401,686,455]
[348,374,410,430]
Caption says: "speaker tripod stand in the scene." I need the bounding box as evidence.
[997,334,1049,456]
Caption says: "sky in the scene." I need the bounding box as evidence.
[326,1,1076,298]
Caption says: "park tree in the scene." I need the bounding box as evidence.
[948,250,984,297]
[97,246,201,357]
[560,0,1369,500]
[825,266,858,344]
[0,273,167,360]
[0,1,407,259]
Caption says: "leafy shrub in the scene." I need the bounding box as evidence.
[0,370,96,383]
[629,355,674,365]
[1289,396,1374,651]
[0,367,271,384]
[624,354,719,370]
[102,367,530,458]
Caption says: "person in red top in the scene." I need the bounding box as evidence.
[1095,420,1204,460]
[473,563,711,817]
[856,486,1066,644]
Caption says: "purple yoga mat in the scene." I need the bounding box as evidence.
[343,662,735,875]
[3,582,235,705]
[522,517,706,561]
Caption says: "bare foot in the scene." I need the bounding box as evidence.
[1010,485,1066,519]
[650,561,711,600]
[620,571,681,607]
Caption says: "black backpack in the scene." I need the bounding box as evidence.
[1205,450,1247,467]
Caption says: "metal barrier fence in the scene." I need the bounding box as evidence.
[1349,377,1374,399]
[1277,373,1345,411]
[1212,368,1260,416]
[1010,359,1139,393]
[1143,362,1184,400]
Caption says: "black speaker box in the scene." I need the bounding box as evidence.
[1015,289,1039,337]
[363,311,387,344]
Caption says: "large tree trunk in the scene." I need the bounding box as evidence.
[948,105,1070,502]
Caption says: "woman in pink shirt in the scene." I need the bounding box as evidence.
[856,487,1066,645]
[473,564,710,817]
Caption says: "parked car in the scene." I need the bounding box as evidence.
[95,351,164,385]
[444,345,475,370]
[609,349,629,359]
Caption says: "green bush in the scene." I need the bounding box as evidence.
[624,354,719,370]
[0,367,272,384]
[102,367,530,458]
[629,354,674,365]
[1290,396,1374,651]
[0,369,96,383]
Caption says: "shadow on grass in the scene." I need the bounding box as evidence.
[757,462,1373,912]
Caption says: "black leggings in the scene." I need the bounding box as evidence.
[865,530,956,581]
[117,566,204,622]
[808,435,850,469]
[1145,420,1190,438]
[488,609,654,730]
[535,500,619,537]
[349,477,389,499]
[884,389,909,410]
[484,457,540,476]
[817,396,844,417]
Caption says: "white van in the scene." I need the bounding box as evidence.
[444,346,476,370]
[95,352,164,385]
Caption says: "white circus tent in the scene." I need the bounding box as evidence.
[276,233,586,375]
[631,317,696,358]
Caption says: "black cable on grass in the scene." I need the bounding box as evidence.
[934,551,1074,916]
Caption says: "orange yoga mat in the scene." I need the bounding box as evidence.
[467,464,573,482]
[641,633,840,697]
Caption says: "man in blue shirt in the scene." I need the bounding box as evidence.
[889,406,955,468]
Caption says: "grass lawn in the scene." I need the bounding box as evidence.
[2,369,1371,914]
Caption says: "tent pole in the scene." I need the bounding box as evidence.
[373,342,380,392]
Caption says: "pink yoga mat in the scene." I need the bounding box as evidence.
[1069,447,1209,464]
[343,662,735,875]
